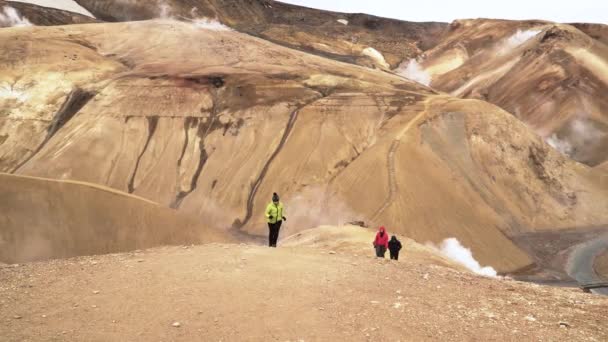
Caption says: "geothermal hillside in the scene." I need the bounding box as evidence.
[414,20,608,167]
[0,1,607,340]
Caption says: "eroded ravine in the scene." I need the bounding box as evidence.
[237,104,307,229]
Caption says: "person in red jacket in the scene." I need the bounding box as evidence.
[373,226,389,258]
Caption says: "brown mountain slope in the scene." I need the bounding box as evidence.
[73,0,447,69]
[1,1,97,25]
[2,242,608,341]
[2,20,607,272]
[0,173,231,263]
[572,23,608,46]
[72,3,608,167]
[415,20,608,166]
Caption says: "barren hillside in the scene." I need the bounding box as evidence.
[0,2,607,341]
[0,173,232,263]
[2,19,607,272]
[73,0,448,69]
[413,19,608,166]
[68,2,608,167]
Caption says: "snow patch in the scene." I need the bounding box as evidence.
[192,18,231,31]
[0,6,32,27]
[11,0,94,18]
[337,19,348,26]
[428,238,498,278]
[362,47,389,69]
[396,59,432,86]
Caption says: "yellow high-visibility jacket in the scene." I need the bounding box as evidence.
[265,202,285,224]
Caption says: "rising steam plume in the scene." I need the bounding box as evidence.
[429,238,498,277]
[0,6,32,27]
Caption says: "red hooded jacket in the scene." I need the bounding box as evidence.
[373,226,389,248]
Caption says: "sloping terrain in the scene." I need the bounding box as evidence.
[414,19,608,166]
[74,0,447,69]
[572,23,608,46]
[1,241,607,342]
[66,2,608,167]
[1,19,607,273]
[1,1,96,25]
[0,173,231,263]
[0,3,607,341]
[281,225,467,270]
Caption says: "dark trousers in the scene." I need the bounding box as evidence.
[390,251,399,260]
[375,246,386,258]
[268,221,282,247]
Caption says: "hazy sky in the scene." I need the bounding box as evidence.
[281,0,607,24]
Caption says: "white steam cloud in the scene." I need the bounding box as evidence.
[396,59,432,86]
[280,186,363,240]
[153,1,230,31]
[506,29,541,47]
[0,6,33,27]
[158,0,172,19]
[192,18,231,31]
[0,86,29,102]
[498,29,541,55]
[572,118,605,141]
[429,238,497,277]
[545,118,606,158]
[546,134,573,156]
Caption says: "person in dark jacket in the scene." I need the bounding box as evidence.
[388,235,402,260]
[265,192,286,247]
[373,226,389,258]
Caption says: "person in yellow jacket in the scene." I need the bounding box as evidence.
[266,192,286,247]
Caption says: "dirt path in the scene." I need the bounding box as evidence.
[372,100,430,220]
[1,244,607,341]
